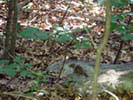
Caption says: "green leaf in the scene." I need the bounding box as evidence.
[8,63,20,69]
[111,0,128,7]
[13,56,25,63]
[19,27,39,39]
[0,67,4,74]
[24,64,33,67]
[116,24,128,35]
[56,34,73,43]
[74,40,91,49]
[129,24,133,32]
[95,0,129,6]
[54,26,64,32]
[36,32,49,40]
[23,8,32,12]
[0,60,9,65]
[111,15,124,22]
[19,27,49,40]
[122,34,133,41]
[3,67,16,77]
[20,70,30,77]
[110,22,117,32]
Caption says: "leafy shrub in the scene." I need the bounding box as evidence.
[0,56,50,91]
[0,56,46,79]
[96,0,133,41]
[19,26,92,49]
[0,57,31,77]
[111,0,133,41]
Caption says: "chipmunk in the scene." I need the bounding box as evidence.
[69,64,88,77]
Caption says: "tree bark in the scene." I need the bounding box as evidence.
[2,0,18,60]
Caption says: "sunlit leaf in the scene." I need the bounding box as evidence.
[54,26,64,32]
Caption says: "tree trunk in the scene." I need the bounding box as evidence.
[2,0,18,60]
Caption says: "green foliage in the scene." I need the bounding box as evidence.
[74,39,91,49]
[98,0,128,7]
[120,80,133,91]
[119,71,133,91]
[0,56,46,80]
[111,0,128,7]
[110,1,133,41]
[0,59,9,64]
[55,34,73,43]
[19,27,50,40]
[19,26,92,49]
[52,25,74,43]
[0,56,51,92]
[122,34,133,41]
[111,21,133,41]
[0,57,31,77]
[23,7,32,13]
[19,0,132,50]
[98,0,133,41]
[3,66,17,77]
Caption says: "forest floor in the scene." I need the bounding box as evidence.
[0,0,133,100]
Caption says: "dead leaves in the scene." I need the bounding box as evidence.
[0,0,133,99]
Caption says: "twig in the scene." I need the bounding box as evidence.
[52,40,73,54]
[113,40,124,64]
[92,0,111,99]
[103,89,119,100]
[59,1,72,25]
[58,56,67,80]
[84,27,97,49]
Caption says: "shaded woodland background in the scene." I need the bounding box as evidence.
[0,0,133,100]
